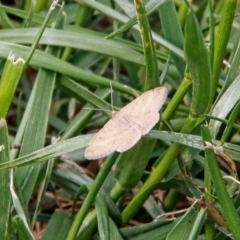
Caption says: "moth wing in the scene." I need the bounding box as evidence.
[85,116,144,159]
[113,117,142,152]
[117,87,168,135]
[84,118,119,160]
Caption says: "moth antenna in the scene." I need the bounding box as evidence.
[110,81,114,112]
[82,107,112,114]
[123,85,140,98]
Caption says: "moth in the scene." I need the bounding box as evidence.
[84,87,168,160]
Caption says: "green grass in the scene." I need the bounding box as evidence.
[0,0,240,239]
